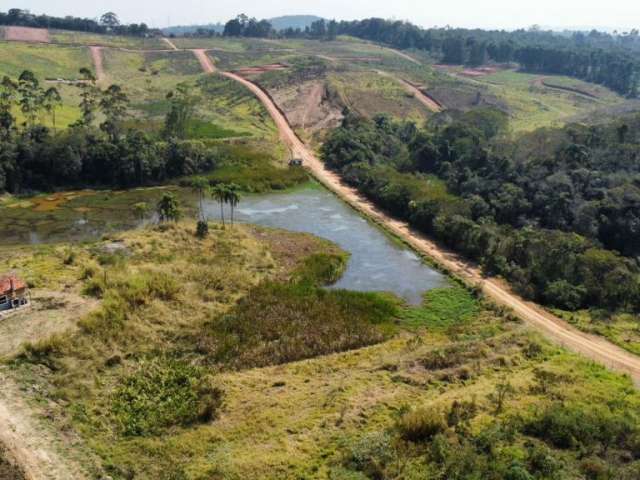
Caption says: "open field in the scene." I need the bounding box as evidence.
[0,41,92,79]
[0,26,49,43]
[50,30,167,49]
[2,223,640,478]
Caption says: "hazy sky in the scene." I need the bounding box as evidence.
[7,0,640,31]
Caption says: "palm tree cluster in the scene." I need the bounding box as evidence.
[191,177,241,227]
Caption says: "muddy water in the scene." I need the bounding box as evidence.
[206,185,446,304]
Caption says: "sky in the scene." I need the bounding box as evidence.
[5,0,640,31]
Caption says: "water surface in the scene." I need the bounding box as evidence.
[205,185,445,304]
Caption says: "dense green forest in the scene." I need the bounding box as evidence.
[0,8,154,36]
[321,110,640,313]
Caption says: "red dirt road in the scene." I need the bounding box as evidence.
[218,69,640,386]
[89,46,105,83]
[193,49,216,73]
[376,70,442,112]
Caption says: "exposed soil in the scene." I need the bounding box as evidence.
[0,445,25,480]
[220,70,640,387]
[192,49,216,73]
[270,80,344,133]
[460,66,499,77]
[162,37,179,50]
[233,64,289,76]
[1,27,50,43]
[89,46,105,83]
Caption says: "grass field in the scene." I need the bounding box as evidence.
[0,41,93,79]
[3,224,640,479]
[49,30,167,50]
[327,70,433,122]
[470,69,625,132]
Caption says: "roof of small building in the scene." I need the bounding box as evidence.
[0,275,27,294]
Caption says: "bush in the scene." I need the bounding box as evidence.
[196,220,209,238]
[112,358,223,436]
[397,407,446,442]
[293,253,348,286]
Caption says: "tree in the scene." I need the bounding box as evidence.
[74,68,99,128]
[164,83,198,139]
[99,84,129,141]
[191,176,209,222]
[41,87,62,132]
[0,76,17,136]
[17,70,42,128]
[225,183,241,225]
[211,184,228,226]
[100,12,120,30]
[157,193,181,222]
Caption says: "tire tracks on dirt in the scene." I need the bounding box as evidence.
[89,46,105,84]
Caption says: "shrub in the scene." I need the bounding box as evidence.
[293,253,348,286]
[196,220,209,238]
[397,407,446,442]
[206,281,396,369]
[112,358,223,436]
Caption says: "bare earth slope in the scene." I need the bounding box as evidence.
[220,69,640,386]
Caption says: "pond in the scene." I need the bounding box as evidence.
[204,185,446,304]
[1,184,446,304]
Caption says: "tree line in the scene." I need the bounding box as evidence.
[321,110,640,313]
[0,9,155,37]
[0,69,218,193]
[222,14,337,41]
[334,19,640,97]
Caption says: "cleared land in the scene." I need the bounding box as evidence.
[0,26,49,43]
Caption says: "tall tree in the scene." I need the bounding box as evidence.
[100,12,120,30]
[226,183,241,225]
[164,83,198,139]
[211,183,228,226]
[41,87,62,132]
[74,68,99,128]
[191,176,209,222]
[99,84,129,141]
[17,70,42,129]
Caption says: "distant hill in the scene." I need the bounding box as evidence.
[162,23,225,36]
[269,15,325,31]
[163,15,325,36]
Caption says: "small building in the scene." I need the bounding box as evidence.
[289,158,304,167]
[0,274,29,313]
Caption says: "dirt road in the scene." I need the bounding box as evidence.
[219,70,640,385]
[89,46,105,83]
[376,70,442,112]
[162,37,179,50]
[193,49,216,73]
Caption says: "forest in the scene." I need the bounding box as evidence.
[0,8,154,36]
[321,110,640,313]
[0,70,219,192]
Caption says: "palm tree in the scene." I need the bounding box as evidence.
[190,176,209,222]
[211,184,228,226]
[226,183,241,226]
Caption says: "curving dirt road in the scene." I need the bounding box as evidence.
[89,46,105,84]
[162,37,179,51]
[192,49,216,73]
[219,70,640,386]
[376,70,443,112]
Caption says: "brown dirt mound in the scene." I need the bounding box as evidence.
[2,26,50,43]
[270,80,344,134]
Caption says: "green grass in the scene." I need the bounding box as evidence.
[49,30,167,49]
[399,284,480,330]
[5,222,640,479]
[327,71,432,122]
[0,41,93,79]
[169,37,248,52]
[475,70,625,132]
